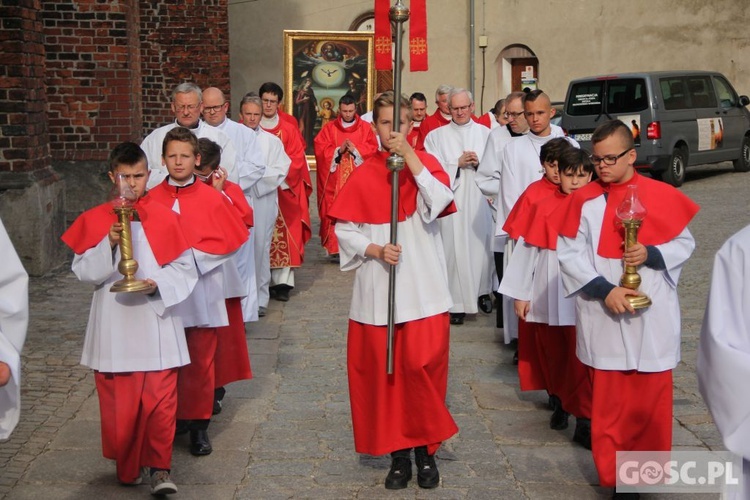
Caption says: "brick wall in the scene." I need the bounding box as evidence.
[0,0,50,175]
[139,0,230,134]
[41,0,142,162]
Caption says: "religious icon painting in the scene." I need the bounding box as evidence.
[284,30,375,161]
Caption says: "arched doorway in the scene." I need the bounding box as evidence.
[495,45,538,97]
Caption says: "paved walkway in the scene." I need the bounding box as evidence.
[2,164,748,499]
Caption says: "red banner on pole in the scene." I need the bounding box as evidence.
[409,0,428,71]
[374,0,391,71]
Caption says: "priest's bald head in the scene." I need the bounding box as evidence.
[202,87,229,127]
[171,83,204,129]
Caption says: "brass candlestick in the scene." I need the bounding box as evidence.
[109,174,155,294]
[616,185,651,310]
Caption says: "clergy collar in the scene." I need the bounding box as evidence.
[440,111,451,121]
[167,175,197,188]
[174,119,201,130]
[261,114,279,129]
[340,117,357,128]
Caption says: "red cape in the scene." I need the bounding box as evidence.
[523,190,569,250]
[61,195,190,267]
[222,180,254,228]
[148,179,249,255]
[556,173,700,258]
[503,176,559,240]
[327,150,456,224]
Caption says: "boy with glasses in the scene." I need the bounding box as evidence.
[556,119,699,497]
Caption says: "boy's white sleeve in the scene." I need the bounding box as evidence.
[335,221,371,272]
[557,216,600,297]
[71,237,117,285]
[414,168,454,223]
[498,237,537,301]
[146,249,199,316]
[654,227,696,287]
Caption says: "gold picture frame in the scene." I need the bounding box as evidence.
[283,30,375,164]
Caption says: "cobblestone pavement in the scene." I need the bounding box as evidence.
[1,164,748,499]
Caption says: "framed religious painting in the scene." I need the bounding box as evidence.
[283,30,375,162]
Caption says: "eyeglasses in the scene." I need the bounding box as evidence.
[590,148,632,166]
[175,104,200,112]
[451,105,471,113]
[504,111,524,119]
[203,103,226,114]
[261,98,279,105]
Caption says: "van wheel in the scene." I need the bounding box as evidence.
[663,147,687,187]
[733,135,750,172]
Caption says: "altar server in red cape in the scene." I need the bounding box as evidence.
[500,139,572,398]
[329,92,458,490]
[61,142,198,494]
[148,128,248,458]
[314,93,379,256]
[555,120,699,493]
[196,138,254,415]
[500,146,594,450]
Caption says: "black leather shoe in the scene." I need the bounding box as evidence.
[449,313,465,325]
[513,349,519,365]
[272,285,291,302]
[384,456,412,489]
[189,429,213,456]
[613,492,640,500]
[414,446,439,489]
[573,418,592,450]
[478,294,493,313]
[550,406,570,430]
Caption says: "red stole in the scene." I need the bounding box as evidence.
[502,176,559,241]
[557,173,699,258]
[61,195,190,266]
[328,150,456,224]
[148,179,248,255]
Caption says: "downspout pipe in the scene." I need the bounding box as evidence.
[470,0,475,98]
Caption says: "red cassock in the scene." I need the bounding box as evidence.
[149,179,249,420]
[214,297,252,388]
[313,115,379,254]
[96,369,178,483]
[262,120,312,268]
[214,180,253,388]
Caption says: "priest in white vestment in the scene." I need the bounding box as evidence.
[238,93,291,315]
[424,88,494,325]
[698,224,750,500]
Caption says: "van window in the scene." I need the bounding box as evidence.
[567,82,603,116]
[566,78,648,116]
[686,76,717,108]
[660,77,688,110]
[713,76,737,109]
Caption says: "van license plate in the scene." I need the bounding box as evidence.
[573,133,592,142]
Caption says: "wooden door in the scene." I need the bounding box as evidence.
[511,58,538,92]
